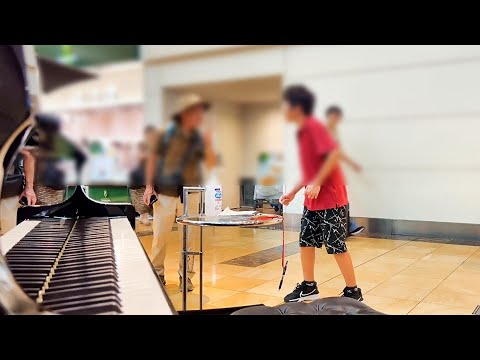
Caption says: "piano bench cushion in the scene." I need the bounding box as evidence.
[231,297,384,315]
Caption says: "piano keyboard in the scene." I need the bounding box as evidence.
[1,217,174,315]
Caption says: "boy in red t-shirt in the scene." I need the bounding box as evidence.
[280,85,363,302]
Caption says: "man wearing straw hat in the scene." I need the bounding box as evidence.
[144,94,216,292]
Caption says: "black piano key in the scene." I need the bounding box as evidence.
[42,292,122,314]
[70,234,112,239]
[16,279,45,288]
[52,302,122,315]
[10,244,64,249]
[42,291,121,307]
[7,266,52,274]
[60,250,115,259]
[51,265,117,278]
[6,248,61,254]
[6,258,58,266]
[50,269,117,281]
[56,257,114,266]
[9,253,61,258]
[13,274,48,282]
[46,278,118,293]
[59,252,115,262]
[63,244,113,252]
[7,217,122,314]
[42,284,120,301]
[48,273,118,288]
[54,260,116,272]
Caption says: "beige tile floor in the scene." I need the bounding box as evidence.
[136,222,479,315]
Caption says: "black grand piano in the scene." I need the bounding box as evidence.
[0,45,174,315]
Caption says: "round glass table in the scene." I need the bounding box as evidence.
[176,213,283,311]
[177,214,283,227]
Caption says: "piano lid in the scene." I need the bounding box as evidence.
[0,45,44,314]
[38,56,97,93]
[1,47,97,152]
[0,45,31,152]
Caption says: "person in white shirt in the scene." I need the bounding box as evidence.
[325,105,365,236]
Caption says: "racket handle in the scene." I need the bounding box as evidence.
[278,262,288,290]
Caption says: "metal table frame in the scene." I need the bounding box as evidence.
[177,186,283,312]
[179,186,206,311]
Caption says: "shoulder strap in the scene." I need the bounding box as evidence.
[159,126,176,157]
[175,130,202,173]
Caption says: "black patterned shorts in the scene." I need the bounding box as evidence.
[300,205,348,254]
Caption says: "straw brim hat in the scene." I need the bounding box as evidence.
[172,93,211,122]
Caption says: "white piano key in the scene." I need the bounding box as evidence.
[1,220,40,254]
[110,218,174,315]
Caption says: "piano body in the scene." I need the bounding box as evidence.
[0,45,175,315]
[1,187,175,315]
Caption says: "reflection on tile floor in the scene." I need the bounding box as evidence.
[136,221,479,315]
[222,242,300,267]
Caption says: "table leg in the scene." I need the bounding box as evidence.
[198,190,205,311]
[199,227,203,310]
[182,224,188,311]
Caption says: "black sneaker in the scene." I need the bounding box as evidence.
[349,226,365,236]
[342,286,363,301]
[284,281,320,303]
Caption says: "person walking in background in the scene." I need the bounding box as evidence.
[0,148,36,235]
[129,126,158,226]
[33,114,86,205]
[325,105,365,236]
[280,85,362,303]
[143,125,158,149]
[143,94,216,291]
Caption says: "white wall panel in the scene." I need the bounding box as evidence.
[339,117,480,170]
[148,47,284,87]
[290,62,480,119]
[142,45,250,61]
[348,170,480,224]
[284,46,480,223]
[286,45,480,79]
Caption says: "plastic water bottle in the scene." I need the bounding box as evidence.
[205,171,222,216]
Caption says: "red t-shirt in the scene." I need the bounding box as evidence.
[297,117,348,211]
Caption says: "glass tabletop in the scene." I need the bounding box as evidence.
[176,214,283,227]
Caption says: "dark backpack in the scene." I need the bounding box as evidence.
[154,126,203,196]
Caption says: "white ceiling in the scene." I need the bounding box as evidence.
[169,76,282,104]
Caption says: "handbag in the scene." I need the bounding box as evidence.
[1,153,25,199]
[1,173,24,199]
[38,160,65,191]
[129,163,146,190]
